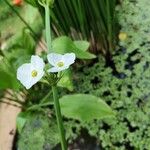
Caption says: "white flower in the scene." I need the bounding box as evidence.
[47,53,76,73]
[17,55,45,89]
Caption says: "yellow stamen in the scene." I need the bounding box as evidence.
[31,70,38,77]
[57,61,64,67]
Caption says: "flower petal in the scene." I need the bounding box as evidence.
[47,53,63,66]
[17,63,45,89]
[48,66,69,73]
[31,55,45,70]
[17,64,33,89]
[63,53,76,66]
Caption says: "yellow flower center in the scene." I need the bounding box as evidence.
[118,32,127,41]
[31,70,38,77]
[57,61,64,67]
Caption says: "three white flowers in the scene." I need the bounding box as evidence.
[17,53,76,89]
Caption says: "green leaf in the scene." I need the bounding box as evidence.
[52,36,96,59]
[0,57,21,90]
[73,47,96,59]
[16,112,27,134]
[58,69,74,91]
[74,41,90,51]
[22,29,36,55]
[0,68,20,90]
[25,0,39,7]
[0,50,4,56]
[52,36,72,54]
[60,94,115,122]
[0,70,13,89]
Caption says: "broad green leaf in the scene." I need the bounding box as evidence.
[52,36,72,54]
[16,112,27,134]
[22,29,36,55]
[0,68,20,89]
[0,58,20,89]
[24,5,40,24]
[72,46,96,59]
[52,36,96,59]
[60,94,114,122]
[74,41,90,51]
[58,69,74,91]
[0,70,13,89]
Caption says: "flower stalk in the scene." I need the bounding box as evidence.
[45,2,52,52]
[52,85,67,150]
[44,1,67,149]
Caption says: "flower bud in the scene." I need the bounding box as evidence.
[38,0,54,8]
[13,0,23,6]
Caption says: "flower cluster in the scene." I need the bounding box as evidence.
[17,53,76,89]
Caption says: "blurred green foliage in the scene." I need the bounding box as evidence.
[51,0,117,55]
[17,112,81,150]
[17,0,150,149]
[25,0,117,57]
[75,0,150,149]
[0,0,43,90]
[1,0,150,149]
[75,55,150,149]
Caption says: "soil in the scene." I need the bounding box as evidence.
[0,91,22,150]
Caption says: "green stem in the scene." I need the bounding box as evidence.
[27,102,52,111]
[52,85,67,150]
[45,3,52,52]
[44,1,67,149]
[106,0,113,51]
[41,90,52,104]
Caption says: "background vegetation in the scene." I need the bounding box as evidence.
[1,0,150,150]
